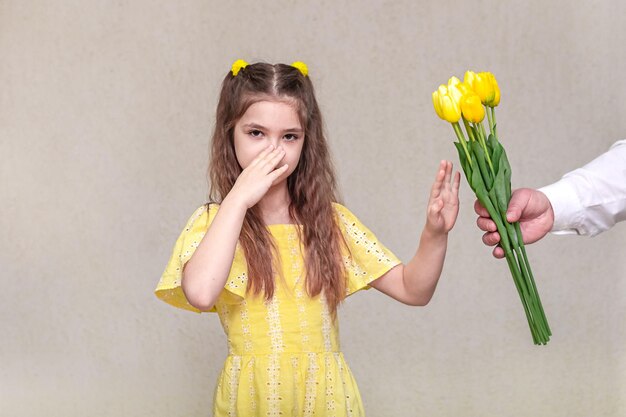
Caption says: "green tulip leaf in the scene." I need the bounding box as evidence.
[470,141,493,189]
[454,141,472,182]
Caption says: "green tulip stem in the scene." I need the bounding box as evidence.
[452,122,472,167]
[501,209,550,343]
[473,122,495,176]
[512,240,547,342]
[480,186,540,343]
[486,105,494,134]
[515,223,551,336]
[462,118,477,143]
[478,147,547,344]
[491,107,497,137]
[505,252,539,344]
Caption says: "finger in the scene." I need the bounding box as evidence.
[474,199,490,217]
[262,147,286,172]
[451,171,461,196]
[427,201,443,225]
[442,161,453,193]
[506,188,531,223]
[429,198,444,215]
[476,216,497,232]
[249,145,275,167]
[482,231,501,246]
[269,163,289,184]
[257,147,285,170]
[443,160,452,186]
[492,246,505,259]
[430,161,446,199]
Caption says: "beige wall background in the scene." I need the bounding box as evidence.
[2,1,625,416]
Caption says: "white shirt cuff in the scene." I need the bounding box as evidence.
[538,178,586,235]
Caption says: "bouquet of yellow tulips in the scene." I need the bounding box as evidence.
[432,72,551,345]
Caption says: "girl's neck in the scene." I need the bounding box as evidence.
[257,182,292,225]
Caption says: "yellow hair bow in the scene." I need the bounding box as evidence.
[291,61,308,76]
[231,59,248,76]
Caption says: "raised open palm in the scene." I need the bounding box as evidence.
[426,160,461,235]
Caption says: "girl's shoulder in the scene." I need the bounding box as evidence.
[330,201,346,212]
[207,202,220,218]
[330,201,351,217]
[177,202,221,234]
[330,202,361,228]
[330,202,403,296]
[195,201,221,217]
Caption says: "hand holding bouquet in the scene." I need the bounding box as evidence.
[432,72,551,345]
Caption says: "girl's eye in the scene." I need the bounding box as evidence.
[249,130,263,138]
[284,134,299,141]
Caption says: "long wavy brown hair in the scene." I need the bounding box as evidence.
[208,62,349,317]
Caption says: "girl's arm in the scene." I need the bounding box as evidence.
[182,145,288,311]
[370,160,460,306]
[181,196,247,311]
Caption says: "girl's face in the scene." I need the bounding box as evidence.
[233,100,305,184]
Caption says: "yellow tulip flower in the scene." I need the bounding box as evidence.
[447,77,473,105]
[482,72,500,107]
[432,85,462,123]
[461,93,485,123]
[464,71,496,107]
[432,86,446,120]
[448,76,462,86]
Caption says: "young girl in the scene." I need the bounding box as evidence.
[155,60,460,416]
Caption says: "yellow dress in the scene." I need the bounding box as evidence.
[155,202,402,416]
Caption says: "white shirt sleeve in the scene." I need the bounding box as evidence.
[538,139,626,237]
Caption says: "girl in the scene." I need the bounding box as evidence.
[155,60,460,416]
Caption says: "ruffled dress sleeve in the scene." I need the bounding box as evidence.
[154,203,249,313]
[333,203,403,296]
